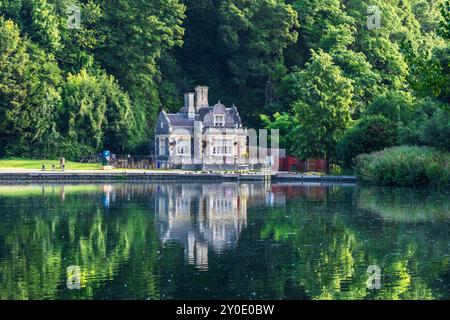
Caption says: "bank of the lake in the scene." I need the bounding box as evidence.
[0,170,357,183]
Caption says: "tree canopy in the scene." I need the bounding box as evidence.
[0,0,448,160]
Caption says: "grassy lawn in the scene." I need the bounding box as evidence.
[0,158,102,170]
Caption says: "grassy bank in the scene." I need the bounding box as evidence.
[0,158,102,170]
[355,146,450,187]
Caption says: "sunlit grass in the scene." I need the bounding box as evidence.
[0,158,102,170]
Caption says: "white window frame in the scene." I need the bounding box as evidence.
[211,138,233,156]
[175,137,191,156]
[214,115,225,127]
[159,137,166,155]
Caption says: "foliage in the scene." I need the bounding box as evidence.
[0,0,185,159]
[62,69,132,154]
[364,91,415,124]
[337,115,398,168]
[0,0,449,161]
[291,50,353,168]
[0,17,62,157]
[218,0,298,114]
[260,112,300,154]
[395,98,449,148]
[418,108,450,151]
[355,146,450,187]
[329,163,342,175]
[439,0,450,39]
[93,0,186,146]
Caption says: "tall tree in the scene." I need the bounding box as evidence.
[93,0,186,150]
[61,68,132,157]
[439,0,450,39]
[0,17,62,156]
[218,0,298,119]
[291,50,354,170]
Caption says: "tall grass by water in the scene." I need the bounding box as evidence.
[355,146,450,187]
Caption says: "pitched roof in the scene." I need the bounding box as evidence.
[162,102,243,131]
[197,106,242,126]
[166,114,195,127]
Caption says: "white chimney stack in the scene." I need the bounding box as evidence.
[184,92,195,119]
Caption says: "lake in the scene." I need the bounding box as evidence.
[0,181,449,300]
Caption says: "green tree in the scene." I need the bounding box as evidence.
[261,112,300,154]
[0,17,62,156]
[61,68,132,158]
[218,0,299,118]
[29,0,62,52]
[337,115,398,168]
[93,0,186,150]
[291,50,354,171]
[364,91,415,124]
[285,0,429,113]
[439,0,450,39]
[419,108,450,151]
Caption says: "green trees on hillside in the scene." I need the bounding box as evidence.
[0,0,448,160]
[218,0,298,116]
[260,0,448,172]
[0,16,62,156]
[94,0,186,150]
[0,0,185,158]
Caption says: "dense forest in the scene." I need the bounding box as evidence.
[0,0,449,165]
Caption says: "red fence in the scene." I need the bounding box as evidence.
[279,157,327,172]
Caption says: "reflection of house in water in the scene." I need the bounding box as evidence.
[155,183,268,270]
[89,182,330,270]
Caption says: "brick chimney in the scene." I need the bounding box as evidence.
[195,86,209,111]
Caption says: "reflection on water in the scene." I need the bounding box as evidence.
[155,183,255,270]
[0,182,450,300]
[356,187,450,222]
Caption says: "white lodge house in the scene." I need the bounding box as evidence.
[155,86,250,170]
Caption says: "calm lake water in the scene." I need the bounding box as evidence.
[1,181,450,300]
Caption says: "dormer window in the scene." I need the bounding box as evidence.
[214,115,225,127]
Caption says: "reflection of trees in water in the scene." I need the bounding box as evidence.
[1,183,450,299]
[0,184,161,300]
[0,182,270,299]
[258,186,450,299]
[356,187,450,222]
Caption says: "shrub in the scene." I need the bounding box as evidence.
[355,146,450,187]
[337,115,397,168]
[397,100,448,147]
[329,164,343,175]
[419,108,450,152]
[364,91,415,123]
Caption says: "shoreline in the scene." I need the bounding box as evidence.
[0,170,357,183]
